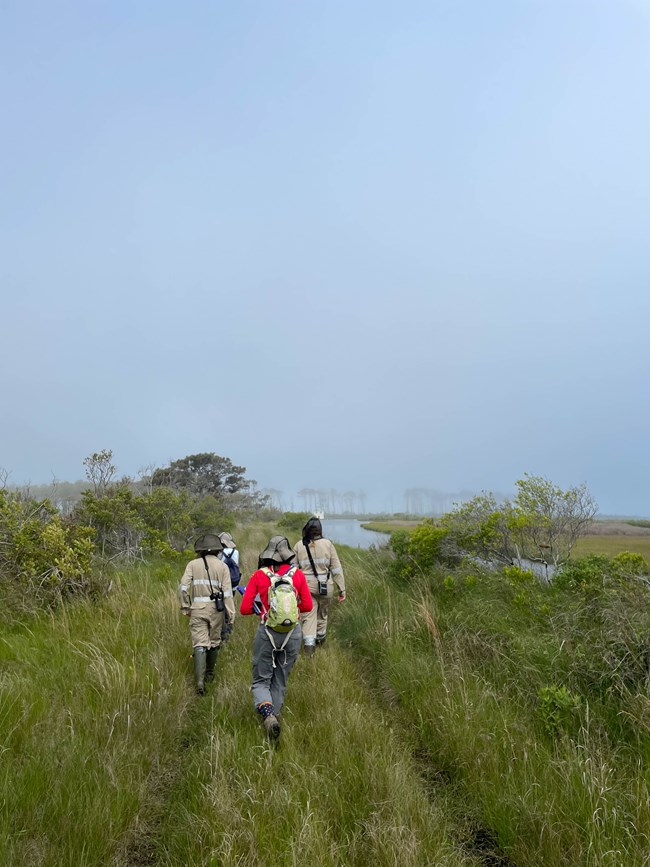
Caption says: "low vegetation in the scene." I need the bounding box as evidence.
[3,469,650,865]
[0,527,478,867]
[339,535,650,866]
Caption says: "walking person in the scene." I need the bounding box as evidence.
[217,531,241,642]
[178,534,235,695]
[239,535,312,740]
[293,517,346,657]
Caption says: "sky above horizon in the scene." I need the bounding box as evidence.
[2,0,650,515]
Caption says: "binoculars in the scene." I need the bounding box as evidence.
[210,590,225,612]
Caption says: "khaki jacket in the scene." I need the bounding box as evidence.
[293,538,345,595]
[178,554,235,621]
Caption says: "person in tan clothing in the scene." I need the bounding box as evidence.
[293,517,346,657]
[178,533,235,694]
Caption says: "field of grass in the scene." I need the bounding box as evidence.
[361,520,420,534]
[0,525,477,867]
[5,523,650,865]
[338,548,650,867]
[573,534,650,558]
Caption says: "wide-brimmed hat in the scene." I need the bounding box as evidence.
[218,531,237,550]
[194,533,224,554]
[259,535,295,564]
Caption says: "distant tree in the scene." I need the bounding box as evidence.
[151,453,253,498]
[83,450,116,496]
[261,488,284,510]
[137,462,159,495]
[442,475,598,574]
[512,474,598,569]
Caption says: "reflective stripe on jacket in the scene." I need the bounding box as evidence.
[293,538,345,594]
[178,554,235,620]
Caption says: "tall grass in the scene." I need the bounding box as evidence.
[338,549,650,866]
[0,560,190,866]
[1,528,476,866]
[155,623,476,866]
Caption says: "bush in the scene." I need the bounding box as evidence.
[611,551,648,577]
[554,555,612,592]
[277,511,311,534]
[0,490,99,612]
[390,520,453,579]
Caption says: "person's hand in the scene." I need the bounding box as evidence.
[337,591,346,602]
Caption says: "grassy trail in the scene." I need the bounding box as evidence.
[1,528,478,867]
[338,549,650,867]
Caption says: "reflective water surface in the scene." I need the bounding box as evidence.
[321,518,389,549]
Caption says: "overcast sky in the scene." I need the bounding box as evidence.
[2,0,649,514]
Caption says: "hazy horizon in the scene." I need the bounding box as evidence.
[2,1,649,515]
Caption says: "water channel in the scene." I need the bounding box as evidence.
[321,518,390,549]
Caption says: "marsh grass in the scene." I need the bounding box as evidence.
[155,621,476,866]
[573,534,650,558]
[360,521,420,534]
[1,528,475,867]
[7,524,647,866]
[0,560,190,866]
[338,549,650,866]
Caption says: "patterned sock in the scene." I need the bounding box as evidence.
[257,701,275,720]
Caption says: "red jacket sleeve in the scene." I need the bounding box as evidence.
[239,572,260,615]
[294,569,313,613]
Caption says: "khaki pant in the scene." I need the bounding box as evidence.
[189,602,224,649]
[301,575,333,646]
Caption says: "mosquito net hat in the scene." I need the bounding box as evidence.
[218,532,237,550]
[259,535,295,564]
[194,533,224,554]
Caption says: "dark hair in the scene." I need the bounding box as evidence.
[302,517,323,545]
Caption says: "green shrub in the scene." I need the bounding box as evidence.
[537,685,581,737]
[389,520,453,579]
[277,511,311,534]
[554,554,612,591]
[611,551,648,577]
[0,491,99,612]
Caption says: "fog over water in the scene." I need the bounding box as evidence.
[1,2,650,515]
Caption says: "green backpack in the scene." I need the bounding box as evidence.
[263,566,299,632]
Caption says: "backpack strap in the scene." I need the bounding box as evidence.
[264,624,296,668]
[263,565,296,584]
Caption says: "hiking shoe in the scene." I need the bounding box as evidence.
[303,645,316,658]
[263,714,281,740]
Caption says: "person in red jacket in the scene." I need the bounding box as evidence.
[240,535,312,740]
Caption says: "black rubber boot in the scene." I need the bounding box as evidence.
[193,648,207,695]
[205,647,218,683]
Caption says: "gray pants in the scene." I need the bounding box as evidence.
[251,622,302,714]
